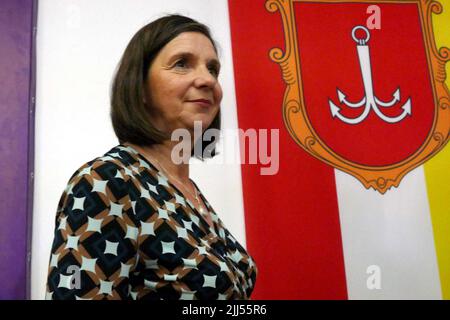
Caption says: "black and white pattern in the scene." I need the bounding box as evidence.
[46,145,257,300]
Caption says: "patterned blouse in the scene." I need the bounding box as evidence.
[46,145,257,300]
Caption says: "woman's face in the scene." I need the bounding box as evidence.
[145,32,222,136]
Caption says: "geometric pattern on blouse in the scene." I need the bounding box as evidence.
[46,145,257,300]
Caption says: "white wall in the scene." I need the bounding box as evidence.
[32,0,245,300]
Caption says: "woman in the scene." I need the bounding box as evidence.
[46,14,257,300]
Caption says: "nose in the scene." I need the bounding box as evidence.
[193,66,217,89]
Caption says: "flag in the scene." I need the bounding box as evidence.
[229,0,450,299]
[0,0,36,299]
[27,0,450,300]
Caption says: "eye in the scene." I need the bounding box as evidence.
[208,64,220,78]
[173,58,188,69]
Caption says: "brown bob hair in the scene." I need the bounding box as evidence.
[110,14,221,159]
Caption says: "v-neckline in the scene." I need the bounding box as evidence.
[123,144,220,236]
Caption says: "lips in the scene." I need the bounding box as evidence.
[187,99,213,107]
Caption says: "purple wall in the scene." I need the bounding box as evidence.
[0,0,36,299]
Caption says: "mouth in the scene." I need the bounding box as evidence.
[186,99,213,107]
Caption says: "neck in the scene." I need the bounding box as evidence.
[126,140,191,183]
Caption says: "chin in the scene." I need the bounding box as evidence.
[186,116,215,131]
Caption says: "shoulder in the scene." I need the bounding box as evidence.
[58,145,142,212]
[67,145,138,183]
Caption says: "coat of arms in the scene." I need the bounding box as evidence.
[266,0,449,193]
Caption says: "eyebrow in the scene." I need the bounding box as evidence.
[168,51,221,68]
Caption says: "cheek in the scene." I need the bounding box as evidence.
[150,74,186,100]
[215,84,223,103]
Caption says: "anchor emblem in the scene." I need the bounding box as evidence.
[329,26,412,124]
[267,0,450,193]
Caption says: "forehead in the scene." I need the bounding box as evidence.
[159,32,218,59]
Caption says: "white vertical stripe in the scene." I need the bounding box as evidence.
[191,1,246,246]
[335,166,442,299]
[190,0,248,249]
[33,0,245,300]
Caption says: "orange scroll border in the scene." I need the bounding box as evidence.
[266,0,450,193]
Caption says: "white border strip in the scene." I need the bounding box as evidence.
[335,166,442,299]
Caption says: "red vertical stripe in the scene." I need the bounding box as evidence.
[228,0,348,299]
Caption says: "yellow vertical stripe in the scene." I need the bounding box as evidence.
[426,1,450,300]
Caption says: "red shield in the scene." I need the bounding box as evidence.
[267,0,450,192]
